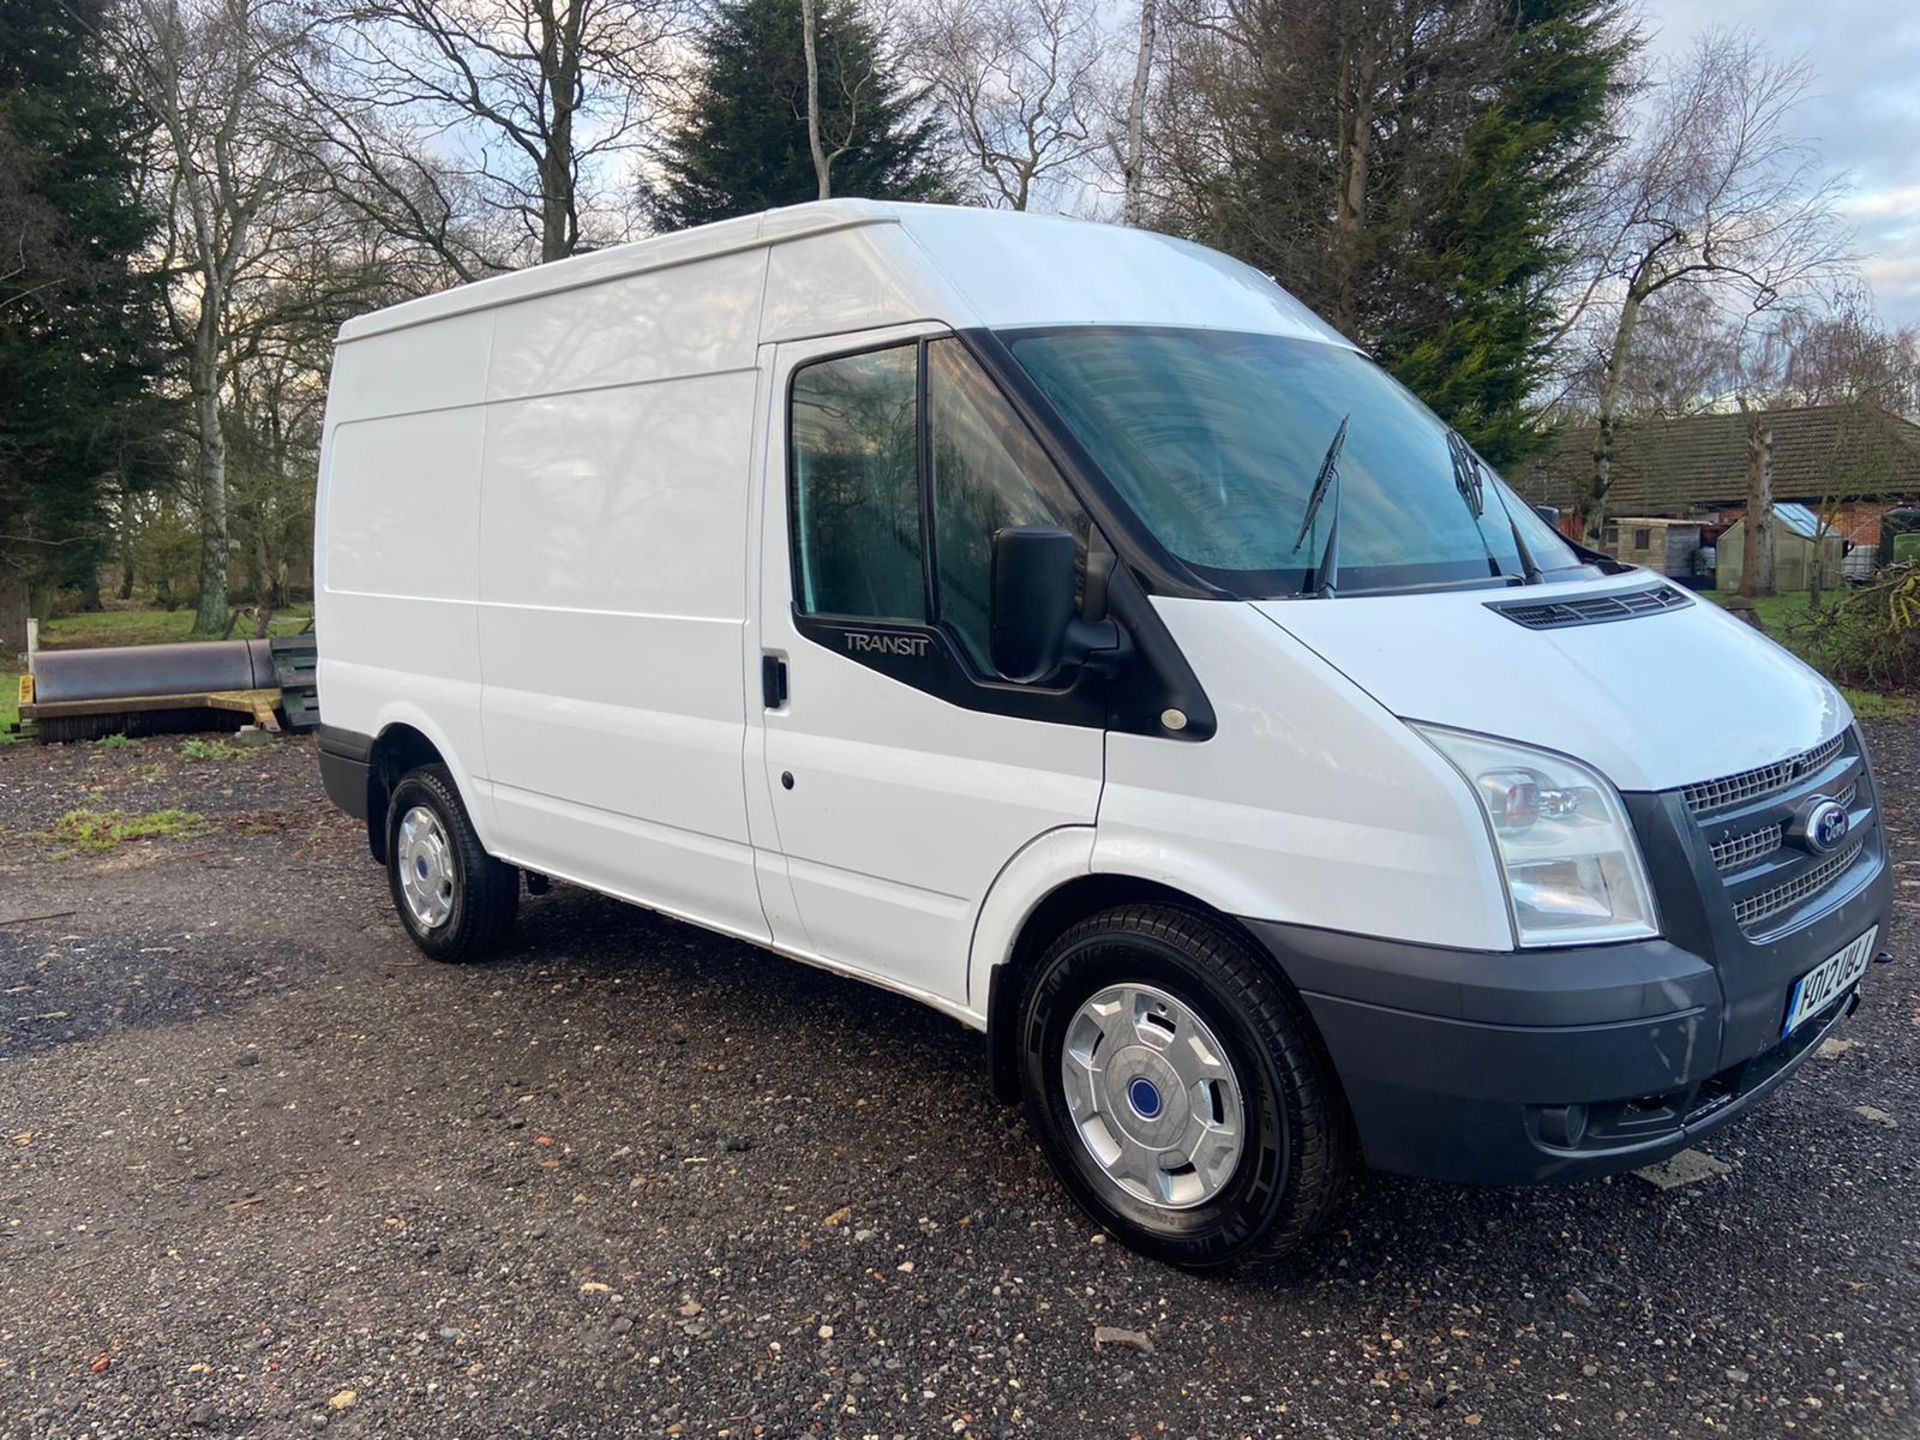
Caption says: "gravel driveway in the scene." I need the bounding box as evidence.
[2,725,1917,1439]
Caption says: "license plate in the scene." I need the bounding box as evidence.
[1782,925,1877,1038]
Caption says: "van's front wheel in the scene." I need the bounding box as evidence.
[385,765,518,962]
[1017,905,1350,1267]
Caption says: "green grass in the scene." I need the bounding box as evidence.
[0,664,21,745]
[38,603,312,651]
[45,807,209,852]
[181,736,249,761]
[1838,689,1920,721]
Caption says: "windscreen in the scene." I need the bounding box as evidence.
[1005,327,1582,596]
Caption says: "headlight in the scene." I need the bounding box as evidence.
[1414,725,1659,948]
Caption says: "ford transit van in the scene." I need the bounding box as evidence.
[314,201,1891,1267]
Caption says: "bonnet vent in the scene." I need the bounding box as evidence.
[1488,583,1691,631]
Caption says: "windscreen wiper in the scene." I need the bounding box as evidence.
[1447,429,1541,586]
[1292,414,1350,596]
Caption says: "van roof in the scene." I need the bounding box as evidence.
[337,200,1351,350]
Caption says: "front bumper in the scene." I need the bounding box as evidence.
[1248,849,1891,1184]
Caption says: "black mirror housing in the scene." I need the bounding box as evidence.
[989,527,1079,682]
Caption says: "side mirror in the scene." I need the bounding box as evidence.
[1532,504,1561,529]
[990,527,1079,682]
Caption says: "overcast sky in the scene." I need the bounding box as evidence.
[1638,0,1920,327]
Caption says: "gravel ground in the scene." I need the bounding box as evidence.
[1,727,1917,1440]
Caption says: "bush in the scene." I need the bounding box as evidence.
[131,511,200,611]
[1800,563,1920,692]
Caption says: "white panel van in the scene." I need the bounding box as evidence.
[315,201,1891,1266]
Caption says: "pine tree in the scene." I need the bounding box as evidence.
[0,0,172,640]
[649,0,948,231]
[1381,0,1632,468]
[1154,0,1630,471]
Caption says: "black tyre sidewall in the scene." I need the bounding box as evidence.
[387,768,480,961]
[1019,924,1295,1267]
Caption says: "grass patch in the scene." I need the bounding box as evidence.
[181,737,247,761]
[0,665,21,745]
[45,807,209,852]
[1839,689,1920,721]
[93,732,135,750]
[38,604,313,651]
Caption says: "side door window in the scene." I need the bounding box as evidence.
[790,342,924,623]
[925,338,1085,677]
[787,334,1089,686]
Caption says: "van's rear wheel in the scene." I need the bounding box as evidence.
[385,765,518,962]
[1017,905,1350,1268]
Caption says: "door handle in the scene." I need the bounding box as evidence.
[761,653,789,709]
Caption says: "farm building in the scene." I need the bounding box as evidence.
[1514,403,1920,565]
[1715,504,1846,593]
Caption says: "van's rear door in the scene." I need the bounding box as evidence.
[744,328,1106,1008]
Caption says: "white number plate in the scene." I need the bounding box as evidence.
[1783,925,1877,1038]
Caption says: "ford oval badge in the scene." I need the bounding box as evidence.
[1793,797,1851,855]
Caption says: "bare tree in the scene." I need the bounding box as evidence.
[1773,290,1920,602]
[317,0,685,266]
[1776,287,1920,416]
[907,0,1108,210]
[803,0,830,198]
[104,0,318,636]
[1119,0,1154,224]
[293,82,515,285]
[794,0,910,201]
[1573,29,1846,544]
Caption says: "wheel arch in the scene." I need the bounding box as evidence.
[981,870,1314,1107]
[363,715,492,862]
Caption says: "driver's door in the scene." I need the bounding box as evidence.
[747,327,1107,1009]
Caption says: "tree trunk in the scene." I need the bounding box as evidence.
[539,88,574,261]
[802,0,830,200]
[1121,0,1156,227]
[118,485,136,600]
[252,506,274,610]
[1330,26,1376,336]
[190,337,230,637]
[1584,284,1645,546]
[1740,418,1774,598]
[540,151,572,262]
[0,559,27,655]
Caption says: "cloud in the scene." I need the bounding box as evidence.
[1838,186,1920,220]
[1637,0,1920,324]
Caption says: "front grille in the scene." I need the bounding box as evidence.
[1731,840,1864,931]
[1711,824,1783,872]
[1684,734,1845,815]
[1490,583,1691,631]
[1709,778,1858,874]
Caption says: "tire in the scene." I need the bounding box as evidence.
[385,764,518,963]
[1016,904,1351,1268]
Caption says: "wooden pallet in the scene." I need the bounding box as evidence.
[21,687,283,731]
